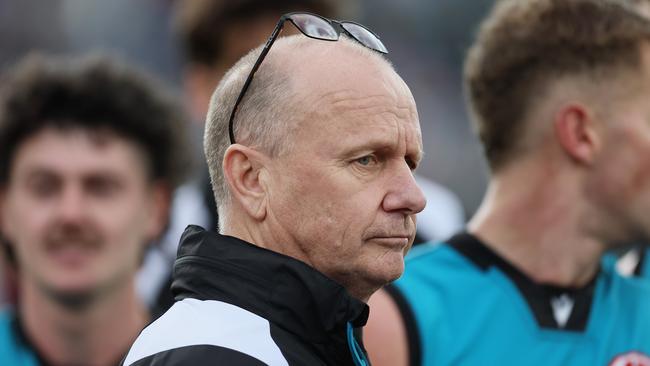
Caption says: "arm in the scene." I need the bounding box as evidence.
[364,288,410,366]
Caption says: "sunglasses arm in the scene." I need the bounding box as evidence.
[228,19,287,143]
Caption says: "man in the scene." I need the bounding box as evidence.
[122,12,426,366]
[156,1,463,314]
[365,0,650,365]
[0,54,189,366]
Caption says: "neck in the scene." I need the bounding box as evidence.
[469,163,605,287]
[19,278,148,366]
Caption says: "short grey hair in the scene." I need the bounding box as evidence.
[204,37,298,224]
[204,35,392,227]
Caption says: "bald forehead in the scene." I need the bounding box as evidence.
[271,36,396,90]
[265,36,422,153]
[265,36,411,112]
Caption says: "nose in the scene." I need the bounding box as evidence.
[56,184,87,224]
[382,163,427,215]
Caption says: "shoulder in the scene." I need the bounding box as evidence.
[398,241,484,294]
[123,298,289,366]
[0,309,38,366]
[593,262,650,334]
[0,308,11,330]
[0,309,14,349]
[593,265,650,353]
[381,241,501,365]
[398,242,487,322]
[602,262,650,307]
[396,237,519,331]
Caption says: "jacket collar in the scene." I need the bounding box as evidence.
[171,225,369,343]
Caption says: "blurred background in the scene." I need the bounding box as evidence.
[0,0,495,217]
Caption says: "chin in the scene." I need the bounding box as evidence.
[41,272,99,295]
[40,283,100,309]
[383,253,406,279]
[384,269,404,283]
[47,271,97,289]
[369,264,405,287]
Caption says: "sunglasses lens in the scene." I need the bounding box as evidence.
[340,22,388,54]
[290,14,338,40]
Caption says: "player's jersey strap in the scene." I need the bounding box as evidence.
[447,232,596,331]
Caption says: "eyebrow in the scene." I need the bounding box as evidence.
[19,164,129,180]
[342,137,423,162]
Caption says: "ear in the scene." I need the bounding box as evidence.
[144,183,172,242]
[553,103,600,165]
[222,144,269,221]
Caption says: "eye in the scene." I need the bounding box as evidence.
[29,175,60,199]
[356,155,376,166]
[86,176,121,198]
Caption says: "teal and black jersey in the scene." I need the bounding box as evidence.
[390,233,650,366]
[0,310,39,366]
[0,309,126,366]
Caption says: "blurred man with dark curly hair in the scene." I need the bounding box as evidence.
[0,54,189,366]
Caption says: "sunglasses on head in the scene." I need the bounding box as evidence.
[228,12,389,144]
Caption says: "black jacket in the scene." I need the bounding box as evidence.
[122,225,371,365]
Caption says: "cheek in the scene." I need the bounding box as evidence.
[1,203,56,274]
[279,173,356,245]
[280,167,338,216]
[629,132,650,183]
[95,198,151,252]
[593,135,650,203]
[3,197,48,249]
[291,172,369,220]
[615,135,650,195]
[626,155,650,204]
[100,217,148,274]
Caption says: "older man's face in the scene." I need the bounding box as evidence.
[266,49,426,301]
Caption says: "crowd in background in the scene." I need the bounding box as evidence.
[0,0,650,365]
[0,0,493,216]
[1,0,483,309]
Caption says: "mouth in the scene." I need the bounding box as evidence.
[367,236,411,250]
[45,240,100,268]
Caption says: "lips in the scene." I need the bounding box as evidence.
[46,243,98,268]
[367,235,411,249]
[44,228,102,268]
[364,229,415,242]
